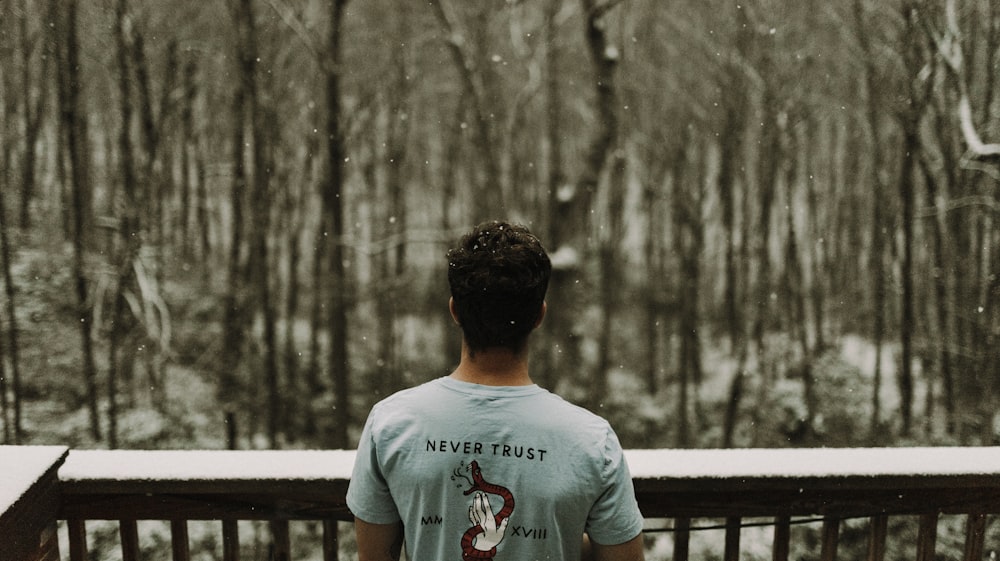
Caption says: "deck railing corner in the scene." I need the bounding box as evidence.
[0,446,69,561]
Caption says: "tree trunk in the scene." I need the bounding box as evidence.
[303,214,327,439]
[427,0,503,220]
[547,0,620,391]
[854,0,888,439]
[326,0,351,449]
[180,57,197,259]
[593,152,626,409]
[230,0,279,448]
[0,318,8,442]
[221,0,252,413]
[539,0,565,391]
[379,15,412,396]
[107,0,143,449]
[56,0,101,442]
[0,43,11,442]
[0,7,23,444]
[749,87,781,447]
[642,160,668,395]
[783,122,815,433]
[19,0,47,231]
[922,108,955,433]
[806,118,827,352]
[897,1,931,437]
[670,138,693,448]
[719,1,751,354]
[442,98,464,368]
[282,117,315,442]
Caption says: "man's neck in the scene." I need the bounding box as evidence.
[449,345,533,387]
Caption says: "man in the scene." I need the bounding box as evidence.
[347,220,645,561]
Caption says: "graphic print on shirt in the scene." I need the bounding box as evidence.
[452,460,515,561]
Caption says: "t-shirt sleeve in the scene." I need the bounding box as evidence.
[584,427,644,545]
[346,408,402,524]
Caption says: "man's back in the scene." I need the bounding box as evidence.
[347,377,643,560]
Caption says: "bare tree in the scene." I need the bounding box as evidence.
[18,0,47,231]
[427,0,504,220]
[547,0,621,389]
[325,0,351,449]
[853,0,890,439]
[54,0,100,441]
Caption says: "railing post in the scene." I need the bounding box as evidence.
[724,517,741,561]
[772,516,790,561]
[67,520,87,561]
[323,520,339,561]
[866,514,887,561]
[171,520,191,561]
[820,517,840,561]
[0,446,68,561]
[673,517,690,561]
[223,520,240,561]
[270,520,291,561]
[120,519,140,561]
[916,513,938,561]
[963,513,986,561]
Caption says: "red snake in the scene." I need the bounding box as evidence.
[461,460,514,560]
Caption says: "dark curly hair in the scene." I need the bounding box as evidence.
[447,221,552,355]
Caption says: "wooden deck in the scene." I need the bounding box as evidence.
[3,446,1000,560]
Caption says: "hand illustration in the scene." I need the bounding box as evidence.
[468,491,509,551]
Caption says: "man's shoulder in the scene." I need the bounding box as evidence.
[378,377,447,400]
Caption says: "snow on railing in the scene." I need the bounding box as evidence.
[0,446,66,561]
[3,447,1000,561]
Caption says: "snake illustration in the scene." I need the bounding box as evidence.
[460,460,515,560]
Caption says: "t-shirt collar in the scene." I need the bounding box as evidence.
[438,376,544,398]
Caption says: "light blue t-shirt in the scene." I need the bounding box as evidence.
[346,377,644,561]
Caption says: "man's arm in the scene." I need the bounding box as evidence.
[590,533,645,561]
[355,517,404,561]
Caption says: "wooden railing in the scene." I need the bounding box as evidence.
[3,446,1000,560]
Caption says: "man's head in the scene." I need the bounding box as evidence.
[447,221,552,355]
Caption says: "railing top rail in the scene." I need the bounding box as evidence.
[59,449,357,484]
[58,447,1000,486]
[626,447,1000,483]
[49,446,1000,520]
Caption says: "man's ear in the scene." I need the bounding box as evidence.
[534,301,547,329]
[449,297,461,325]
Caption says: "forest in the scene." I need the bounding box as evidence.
[0,0,999,458]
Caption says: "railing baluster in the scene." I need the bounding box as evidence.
[120,520,140,561]
[323,520,340,561]
[820,517,839,561]
[673,517,690,561]
[773,516,790,561]
[67,519,88,561]
[172,520,191,561]
[270,521,291,561]
[724,517,741,561]
[916,513,938,561]
[963,513,987,561]
[867,514,888,561]
[223,520,240,561]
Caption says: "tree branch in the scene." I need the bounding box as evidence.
[932,0,1000,162]
[263,0,326,71]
